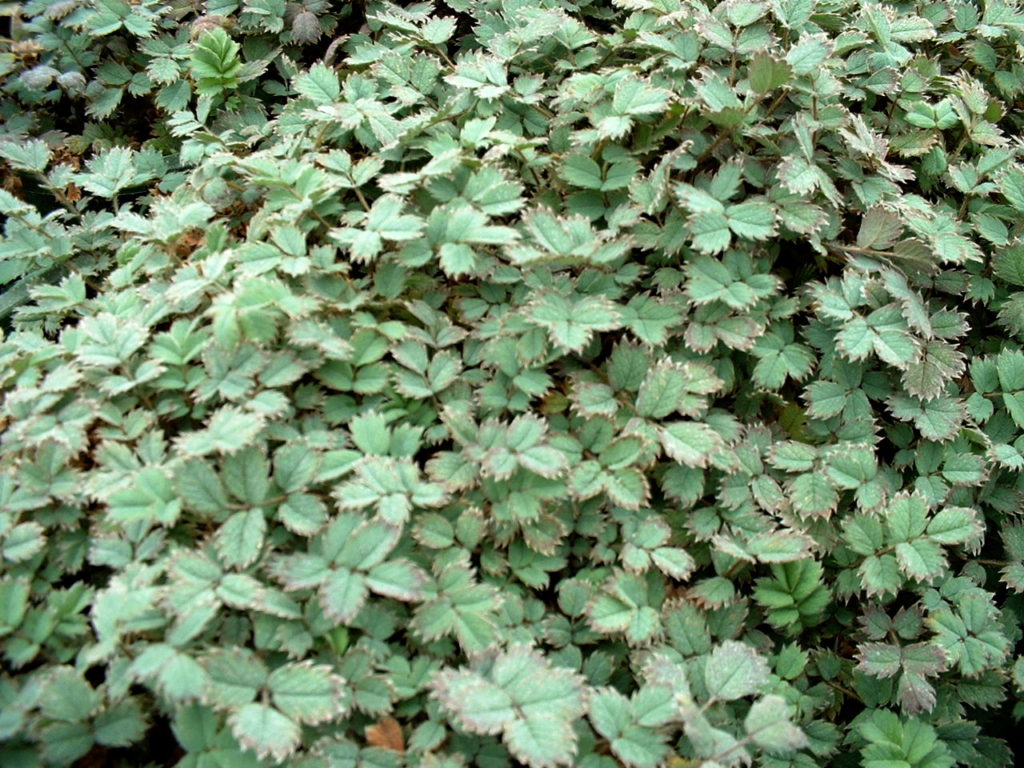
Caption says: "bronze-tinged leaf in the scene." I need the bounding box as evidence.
[365,716,404,753]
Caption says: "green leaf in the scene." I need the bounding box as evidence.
[651,547,697,580]
[432,671,513,734]
[223,447,270,504]
[895,538,945,580]
[748,54,792,93]
[77,146,146,198]
[203,648,266,709]
[587,572,661,645]
[727,201,776,239]
[999,166,1024,210]
[613,75,672,115]
[857,710,953,768]
[41,668,99,722]
[659,421,723,467]
[40,722,93,765]
[785,33,833,74]
[788,472,839,517]
[744,695,807,753]
[993,244,1024,287]
[228,703,301,763]
[432,204,516,245]
[526,293,622,352]
[856,643,903,678]
[926,506,982,545]
[689,211,732,254]
[685,256,758,308]
[175,460,230,513]
[107,468,182,526]
[901,340,964,401]
[888,395,964,441]
[0,139,50,173]
[637,363,687,419]
[175,407,265,456]
[996,348,1024,391]
[505,716,580,768]
[860,554,903,596]
[366,559,429,601]
[704,641,770,701]
[0,578,29,635]
[836,317,875,360]
[319,568,368,623]
[560,154,604,190]
[94,699,147,747]
[752,334,814,389]
[267,663,348,725]
[857,208,903,250]
[754,559,830,628]
[747,533,816,563]
[295,62,339,105]
[588,687,670,768]
[138,647,211,704]
[432,645,586,768]
[349,411,392,455]
[215,509,266,569]
[190,28,242,95]
[621,294,682,345]
[587,686,631,738]
[926,594,1010,676]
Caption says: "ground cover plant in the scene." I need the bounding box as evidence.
[1,0,1024,766]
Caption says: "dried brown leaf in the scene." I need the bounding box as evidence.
[365,716,404,753]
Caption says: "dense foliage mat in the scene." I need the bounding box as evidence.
[2,0,1024,766]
